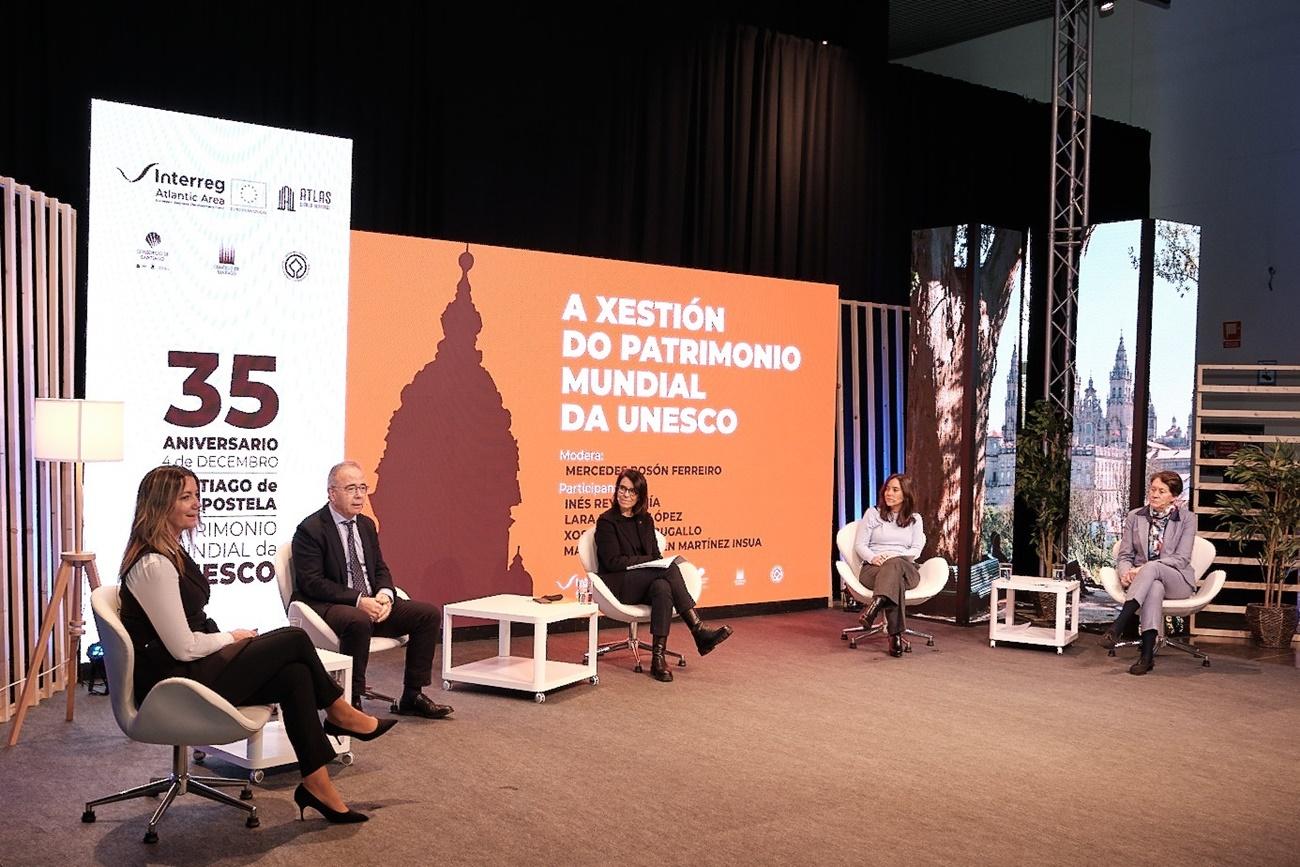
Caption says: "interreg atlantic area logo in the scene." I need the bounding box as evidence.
[116,162,226,210]
[134,231,168,270]
[215,243,239,276]
[282,251,309,281]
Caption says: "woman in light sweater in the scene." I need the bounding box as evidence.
[853,473,926,657]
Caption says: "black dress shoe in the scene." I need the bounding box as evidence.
[888,633,904,658]
[394,692,454,719]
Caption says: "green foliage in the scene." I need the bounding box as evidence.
[981,505,1012,560]
[1017,400,1072,574]
[1218,440,1300,608]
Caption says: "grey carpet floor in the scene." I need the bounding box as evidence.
[2,608,1297,866]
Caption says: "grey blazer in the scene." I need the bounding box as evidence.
[1116,505,1198,590]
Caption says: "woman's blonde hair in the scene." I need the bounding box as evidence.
[119,465,198,577]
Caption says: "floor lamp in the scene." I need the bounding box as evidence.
[7,398,124,747]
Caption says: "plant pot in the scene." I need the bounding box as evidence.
[1244,602,1299,648]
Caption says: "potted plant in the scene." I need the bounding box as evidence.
[1217,440,1300,647]
[1016,400,1073,617]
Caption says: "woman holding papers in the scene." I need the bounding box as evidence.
[853,473,925,658]
[118,466,395,825]
[594,468,733,682]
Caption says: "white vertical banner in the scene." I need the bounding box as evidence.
[85,99,353,634]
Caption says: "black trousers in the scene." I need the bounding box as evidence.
[209,627,343,777]
[310,597,440,700]
[603,564,695,637]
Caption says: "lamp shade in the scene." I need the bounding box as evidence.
[32,399,125,462]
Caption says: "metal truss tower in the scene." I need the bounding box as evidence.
[1045,0,1094,418]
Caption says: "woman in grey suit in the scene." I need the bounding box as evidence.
[1099,470,1198,675]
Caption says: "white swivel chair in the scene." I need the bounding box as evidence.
[576,527,703,673]
[835,521,948,650]
[82,586,271,844]
[274,541,410,709]
[1097,535,1225,667]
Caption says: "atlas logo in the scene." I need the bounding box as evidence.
[116,163,158,183]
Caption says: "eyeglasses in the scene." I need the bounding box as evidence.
[333,483,369,495]
[616,486,637,497]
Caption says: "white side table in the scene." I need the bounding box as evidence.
[989,576,1081,654]
[442,594,599,703]
[196,648,354,783]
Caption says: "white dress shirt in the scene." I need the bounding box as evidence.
[327,504,394,606]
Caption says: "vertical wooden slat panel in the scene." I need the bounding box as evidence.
[0,179,79,723]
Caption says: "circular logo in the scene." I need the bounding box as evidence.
[145,232,161,247]
[283,251,309,281]
[770,565,784,584]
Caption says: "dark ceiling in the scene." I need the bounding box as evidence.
[888,0,1056,59]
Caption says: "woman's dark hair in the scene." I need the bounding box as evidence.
[1150,470,1183,498]
[876,472,916,528]
[611,468,650,515]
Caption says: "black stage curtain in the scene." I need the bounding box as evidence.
[2,5,1147,323]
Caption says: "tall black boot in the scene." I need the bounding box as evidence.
[649,636,673,682]
[858,597,887,631]
[1100,600,1140,648]
[681,608,733,656]
[1129,630,1157,675]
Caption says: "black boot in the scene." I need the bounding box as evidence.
[1129,630,1157,675]
[681,608,733,656]
[1100,600,1140,648]
[858,597,886,631]
[649,636,673,682]
[888,632,904,658]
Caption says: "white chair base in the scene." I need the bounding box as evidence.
[1107,634,1212,667]
[584,621,686,673]
[82,744,258,843]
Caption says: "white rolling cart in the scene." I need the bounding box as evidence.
[989,576,1081,654]
[442,594,599,703]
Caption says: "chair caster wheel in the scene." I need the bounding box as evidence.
[389,702,400,714]
[633,663,643,673]
[534,692,546,704]
[249,769,265,785]
[241,786,254,800]
[848,640,857,649]
[990,641,996,647]
[245,814,260,829]
[442,680,452,691]
[840,632,848,640]
[1107,649,1116,657]
[927,639,935,647]
[81,810,96,823]
[1202,660,1211,667]
[143,831,159,844]
[677,657,686,667]
[339,752,354,766]
[193,750,206,764]
[589,675,599,685]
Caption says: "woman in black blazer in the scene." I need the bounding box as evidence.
[594,468,733,682]
[118,466,396,824]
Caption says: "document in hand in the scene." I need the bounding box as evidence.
[627,557,676,570]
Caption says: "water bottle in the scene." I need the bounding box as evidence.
[576,575,590,604]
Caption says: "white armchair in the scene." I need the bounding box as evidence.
[1097,535,1226,667]
[82,586,272,844]
[835,521,948,650]
[273,540,409,708]
[576,527,702,673]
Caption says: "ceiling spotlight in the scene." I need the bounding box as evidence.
[1098,0,1117,15]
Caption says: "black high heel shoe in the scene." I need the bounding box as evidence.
[294,783,368,823]
[323,716,398,742]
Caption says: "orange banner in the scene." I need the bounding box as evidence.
[347,232,838,610]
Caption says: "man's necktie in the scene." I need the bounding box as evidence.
[343,520,372,596]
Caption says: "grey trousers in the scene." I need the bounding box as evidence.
[1125,561,1194,634]
[858,558,921,634]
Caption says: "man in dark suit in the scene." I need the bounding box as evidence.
[292,460,452,718]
